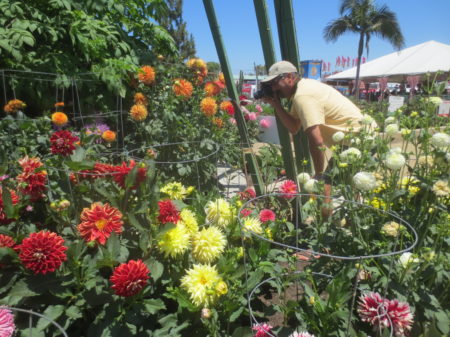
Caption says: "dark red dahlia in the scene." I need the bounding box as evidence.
[50,130,79,156]
[110,259,150,297]
[16,156,47,201]
[157,200,180,224]
[18,231,67,274]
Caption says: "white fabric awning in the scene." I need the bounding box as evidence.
[326,40,450,81]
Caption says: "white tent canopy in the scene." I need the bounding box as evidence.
[326,40,450,81]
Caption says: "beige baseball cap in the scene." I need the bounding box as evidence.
[261,61,298,83]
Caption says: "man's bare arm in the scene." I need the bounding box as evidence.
[305,125,325,175]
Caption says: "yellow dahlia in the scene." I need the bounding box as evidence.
[200,97,217,117]
[205,198,234,227]
[157,224,190,258]
[242,216,263,235]
[138,65,155,85]
[179,209,199,235]
[134,92,148,106]
[192,226,226,263]
[173,78,193,98]
[130,104,148,121]
[181,264,225,307]
[160,182,193,200]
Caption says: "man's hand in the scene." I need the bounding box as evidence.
[261,91,281,108]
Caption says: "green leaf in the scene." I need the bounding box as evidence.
[36,305,65,331]
[144,257,164,282]
[1,187,14,218]
[70,146,86,162]
[229,307,244,322]
[143,298,166,314]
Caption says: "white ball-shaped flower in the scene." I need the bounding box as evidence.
[297,172,311,184]
[385,123,399,137]
[339,147,361,163]
[303,179,318,193]
[361,114,374,125]
[398,252,419,268]
[428,96,443,106]
[384,116,396,125]
[388,147,402,155]
[352,172,377,191]
[332,131,345,143]
[430,132,450,148]
[385,153,406,170]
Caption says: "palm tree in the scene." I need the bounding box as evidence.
[323,0,404,98]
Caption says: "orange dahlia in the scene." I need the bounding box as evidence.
[200,97,217,117]
[130,104,148,121]
[18,231,67,274]
[213,117,224,128]
[218,72,225,85]
[137,65,156,85]
[134,92,148,106]
[204,81,221,97]
[4,99,26,114]
[77,202,124,245]
[187,58,208,77]
[220,100,235,116]
[54,102,65,108]
[51,112,68,126]
[110,259,150,297]
[101,130,116,143]
[173,79,193,98]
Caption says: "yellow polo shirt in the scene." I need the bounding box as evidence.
[289,79,372,147]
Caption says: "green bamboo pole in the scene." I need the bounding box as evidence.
[202,0,264,195]
[253,0,298,182]
[274,0,311,173]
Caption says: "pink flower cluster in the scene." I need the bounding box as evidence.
[358,292,413,336]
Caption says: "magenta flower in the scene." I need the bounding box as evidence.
[248,112,257,121]
[358,292,413,336]
[240,208,252,217]
[252,323,273,337]
[0,308,16,337]
[255,104,263,113]
[260,118,271,129]
[259,209,275,222]
[279,180,298,198]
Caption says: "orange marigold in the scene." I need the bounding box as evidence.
[200,97,217,117]
[204,81,221,97]
[134,92,148,106]
[173,79,193,98]
[54,102,65,108]
[137,65,156,85]
[4,99,26,114]
[187,58,208,77]
[130,104,148,122]
[51,112,68,126]
[77,202,124,245]
[102,130,116,142]
[213,117,224,128]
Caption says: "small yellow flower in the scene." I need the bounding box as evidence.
[338,162,348,168]
[309,296,315,305]
[410,111,418,117]
[215,281,228,295]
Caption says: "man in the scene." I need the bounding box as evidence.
[261,60,373,189]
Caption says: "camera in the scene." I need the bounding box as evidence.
[253,82,274,100]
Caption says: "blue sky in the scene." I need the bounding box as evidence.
[183,0,450,74]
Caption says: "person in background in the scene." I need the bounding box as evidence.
[260,60,376,203]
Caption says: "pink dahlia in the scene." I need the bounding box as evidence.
[358,292,413,336]
[260,118,271,129]
[259,209,275,222]
[252,323,273,337]
[279,180,298,198]
[0,308,15,337]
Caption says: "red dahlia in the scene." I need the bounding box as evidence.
[77,202,123,245]
[157,200,180,224]
[279,179,298,199]
[0,188,19,225]
[111,160,147,189]
[18,231,67,274]
[50,130,79,156]
[110,259,150,297]
[240,208,252,217]
[16,156,47,201]
[0,234,16,249]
